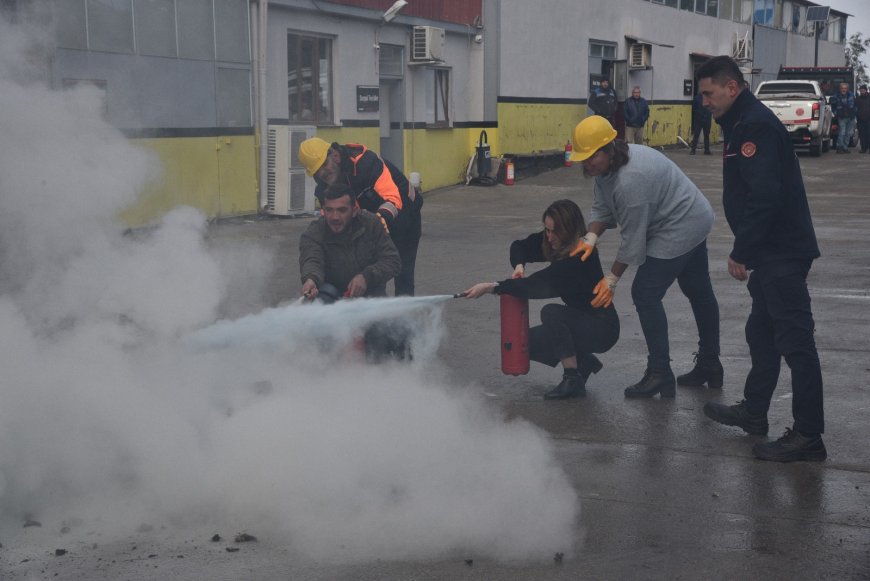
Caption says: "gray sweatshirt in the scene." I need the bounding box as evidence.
[590,144,714,265]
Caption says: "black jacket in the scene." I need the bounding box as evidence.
[856,93,870,121]
[495,232,614,313]
[716,90,820,268]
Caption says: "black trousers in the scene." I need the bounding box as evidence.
[529,303,620,368]
[857,118,870,151]
[392,197,423,296]
[743,260,824,434]
[691,121,711,151]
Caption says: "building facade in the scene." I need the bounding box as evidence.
[21,0,852,221]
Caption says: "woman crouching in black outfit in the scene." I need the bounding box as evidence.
[464,199,619,399]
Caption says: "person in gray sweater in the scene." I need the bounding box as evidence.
[570,115,723,398]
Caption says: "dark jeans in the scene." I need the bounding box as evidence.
[857,118,870,151]
[691,121,711,151]
[392,201,423,296]
[529,304,619,367]
[743,260,824,434]
[631,240,720,371]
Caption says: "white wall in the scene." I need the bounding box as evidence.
[496,0,844,102]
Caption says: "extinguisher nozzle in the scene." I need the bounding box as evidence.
[453,292,468,298]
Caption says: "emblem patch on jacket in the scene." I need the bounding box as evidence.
[741,142,757,158]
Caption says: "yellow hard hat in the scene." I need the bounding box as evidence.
[298,137,331,176]
[570,116,617,162]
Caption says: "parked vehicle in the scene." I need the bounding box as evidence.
[777,66,856,146]
[755,80,833,156]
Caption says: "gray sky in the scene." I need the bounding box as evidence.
[832,0,870,38]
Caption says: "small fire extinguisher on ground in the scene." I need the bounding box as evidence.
[500,294,529,376]
[504,158,515,185]
[564,140,573,166]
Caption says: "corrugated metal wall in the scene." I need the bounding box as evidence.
[325,0,482,26]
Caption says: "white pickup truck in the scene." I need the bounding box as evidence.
[754,80,833,156]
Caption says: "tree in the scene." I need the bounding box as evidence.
[845,32,870,86]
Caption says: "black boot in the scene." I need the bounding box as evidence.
[577,354,603,383]
[677,352,723,388]
[624,368,676,398]
[543,369,586,400]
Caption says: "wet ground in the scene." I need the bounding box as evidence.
[3,144,869,579]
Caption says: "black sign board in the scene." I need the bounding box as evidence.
[684,79,694,96]
[356,86,379,112]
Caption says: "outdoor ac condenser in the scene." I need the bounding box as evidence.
[629,43,650,69]
[265,125,316,215]
[412,26,445,61]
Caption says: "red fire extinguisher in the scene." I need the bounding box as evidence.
[500,294,529,375]
[504,158,515,186]
[564,140,573,166]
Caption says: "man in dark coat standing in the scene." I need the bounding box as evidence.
[696,56,826,463]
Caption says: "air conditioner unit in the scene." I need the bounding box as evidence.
[732,31,752,61]
[264,125,316,216]
[412,26,445,61]
[629,43,650,69]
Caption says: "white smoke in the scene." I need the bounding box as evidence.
[0,11,578,563]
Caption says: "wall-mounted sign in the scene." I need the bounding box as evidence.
[357,85,379,112]
[684,79,694,96]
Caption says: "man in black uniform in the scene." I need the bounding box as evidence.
[696,56,826,462]
[299,138,423,296]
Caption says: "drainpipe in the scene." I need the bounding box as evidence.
[251,0,268,212]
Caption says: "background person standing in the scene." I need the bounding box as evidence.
[588,78,618,125]
[831,82,857,153]
[624,86,650,145]
[856,85,870,154]
[690,92,712,155]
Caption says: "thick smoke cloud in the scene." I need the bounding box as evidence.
[0,11,578,563]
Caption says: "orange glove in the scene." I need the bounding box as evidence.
[591,272,619,308]
[569,232,598,262]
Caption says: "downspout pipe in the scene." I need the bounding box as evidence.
[252,0,268,212]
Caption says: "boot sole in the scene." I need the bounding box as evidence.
[753,447,827,462]
[677,375,723,389]
[624,387,675,398]
[703,405,768,435]
[543,392,586,400]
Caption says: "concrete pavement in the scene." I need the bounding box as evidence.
[3,145,869,579]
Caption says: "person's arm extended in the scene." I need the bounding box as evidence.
[571,220,608,261]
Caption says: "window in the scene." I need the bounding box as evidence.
[288,34,333,125]
[696,0,718,16]
[754,0,773,26]
[590,42,617,60]
[434,68,449,127]
[420,67,450,127]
